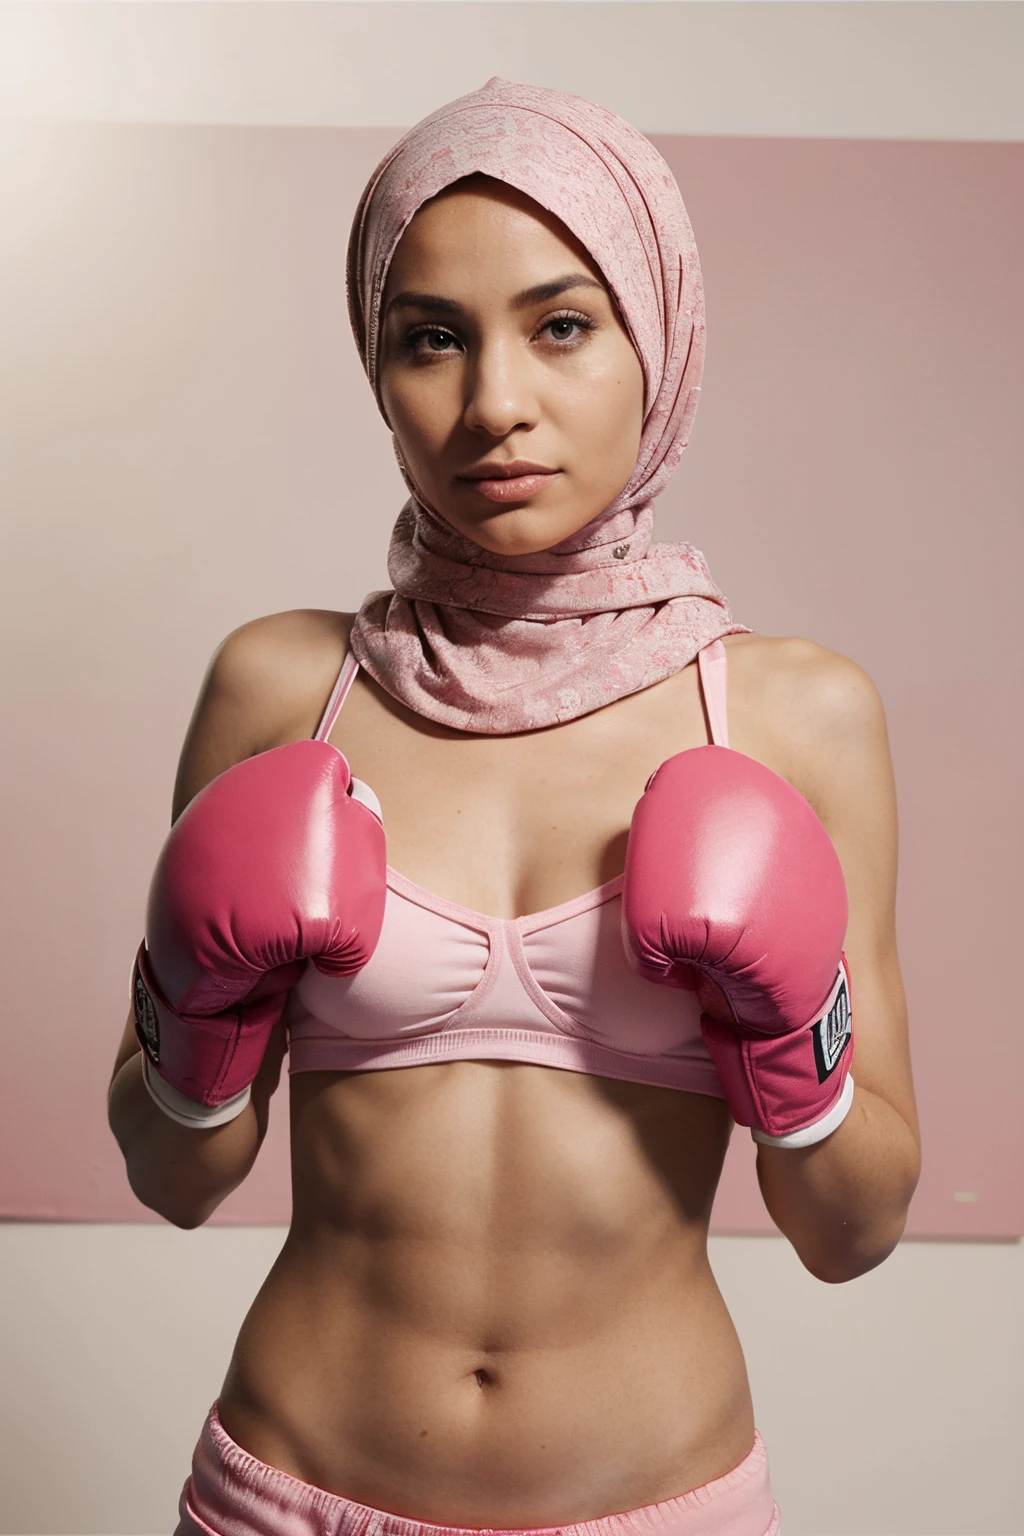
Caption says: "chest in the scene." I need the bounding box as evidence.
[327,662,717,919]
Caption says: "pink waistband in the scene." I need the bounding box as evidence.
[176,1403,780,1536]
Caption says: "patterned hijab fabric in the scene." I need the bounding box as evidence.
[346,75,748,733]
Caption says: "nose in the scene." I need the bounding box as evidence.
[462,335,540,440]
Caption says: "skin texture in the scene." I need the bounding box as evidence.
[108,180,921,1524]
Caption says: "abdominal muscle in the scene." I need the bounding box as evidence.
[217,1064,753,1526]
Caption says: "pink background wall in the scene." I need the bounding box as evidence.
[2,122,1020,1235]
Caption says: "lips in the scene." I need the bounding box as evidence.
[457,461,560,504]
[459,461,557,480]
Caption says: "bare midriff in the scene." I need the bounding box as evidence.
[216,624,773,1526]
[217,1066,752,1526]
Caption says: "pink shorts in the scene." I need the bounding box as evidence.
[175,1402,781,1536]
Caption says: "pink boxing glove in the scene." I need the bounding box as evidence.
[622,746,854,1148]
[132,739,386,1127]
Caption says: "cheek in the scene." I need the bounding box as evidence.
[380,370,445,456]
[559,358,643,473]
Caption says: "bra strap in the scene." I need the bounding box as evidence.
[697,639,730,748]
[313,649,360,741]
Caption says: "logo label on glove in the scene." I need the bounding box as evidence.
[133,968,160,1062]
[813,967,851,1083]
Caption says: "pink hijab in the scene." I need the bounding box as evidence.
[347,76,748,734]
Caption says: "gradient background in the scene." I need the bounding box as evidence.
[1,4,1022,1533]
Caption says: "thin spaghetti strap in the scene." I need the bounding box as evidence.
[313,650,360,742]
[697,639,730,748]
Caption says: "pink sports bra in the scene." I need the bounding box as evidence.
[285,642,732,1098]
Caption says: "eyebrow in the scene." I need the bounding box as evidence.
[385,272,606,319]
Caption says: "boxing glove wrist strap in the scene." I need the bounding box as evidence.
[141,1052,252,1130]
[700,956,855,1145]
[750,1071,855,1150]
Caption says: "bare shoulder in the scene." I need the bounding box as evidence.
[214,608,355,742]
[170,608,354,821]
[723,631,886,744]
[721,633,892,815]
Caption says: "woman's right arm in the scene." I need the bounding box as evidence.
[106,609,347,1228]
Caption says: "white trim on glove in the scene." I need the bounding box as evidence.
[751,1072,855,1150]
[141,1053,252,1130]
[349,776,383,821]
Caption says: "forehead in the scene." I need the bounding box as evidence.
[382,180,607,297]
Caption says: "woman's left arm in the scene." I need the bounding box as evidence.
[753,640,921,1283]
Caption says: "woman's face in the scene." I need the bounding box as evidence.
[378,175,645,556]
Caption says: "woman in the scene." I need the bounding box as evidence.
[108,78,920,1536]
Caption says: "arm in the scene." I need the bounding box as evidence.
[107,608,349,1226]
[107,1006,285,1229]
[751,640,920,1282]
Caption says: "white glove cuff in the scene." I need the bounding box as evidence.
[751,1073,855,1150]
[349,776,383,821]
[141,1053,251,1130]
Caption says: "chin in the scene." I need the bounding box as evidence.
[442,505,596,558]
[463,526,574,557]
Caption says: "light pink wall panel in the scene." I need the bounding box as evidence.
[2,124,1020,1234]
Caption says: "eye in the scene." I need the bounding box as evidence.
[403,325,460,357]
[541,311,595,346]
